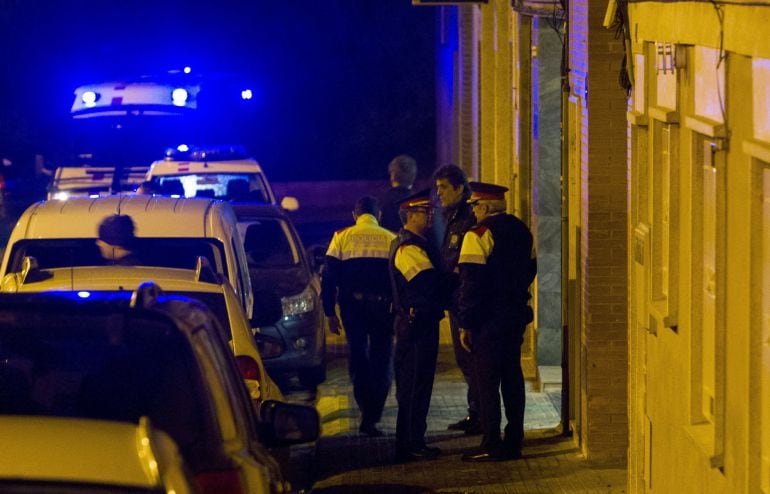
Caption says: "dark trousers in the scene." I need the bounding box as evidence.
[339,299,394,426]
[448,310,478,417]
[394,319,439,450]
[472,323,525,452]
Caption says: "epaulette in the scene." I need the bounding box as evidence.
[469,225,489,235]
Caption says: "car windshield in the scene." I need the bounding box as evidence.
[149,173,270,202]
[237,218,300,268]
[0,308,213,463]
[7,238,229,277]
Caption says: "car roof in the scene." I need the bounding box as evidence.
[14,195,233,239]
[148,158,264,176]
[0,416,173,488]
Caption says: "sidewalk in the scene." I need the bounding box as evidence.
[286,336,627,494]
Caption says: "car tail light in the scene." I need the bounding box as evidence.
[236,355,262,381]
[195,469,244,494]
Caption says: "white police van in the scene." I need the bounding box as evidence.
[0,195,255,319]
[145,145,299,211]
[47,165,148,200]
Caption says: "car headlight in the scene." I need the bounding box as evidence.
[281,285,315,317]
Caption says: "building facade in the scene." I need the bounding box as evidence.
[428,0,770,491]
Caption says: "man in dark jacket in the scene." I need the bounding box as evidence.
[433,164,480,435]
[378,154,418,233]
[320,196,396,437]
[389,188,448,462]
[457,182,536,462]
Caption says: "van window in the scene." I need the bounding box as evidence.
[149,173,270,202]
[7,238,229,276]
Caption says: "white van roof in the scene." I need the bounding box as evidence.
[12,195,233,239]
[147,158,265,177]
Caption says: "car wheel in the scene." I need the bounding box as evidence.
[298,364,326,389]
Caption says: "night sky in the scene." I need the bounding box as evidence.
[0,1,437,182]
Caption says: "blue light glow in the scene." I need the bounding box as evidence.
[171,88,189,106]
[82,91,98,107]
[183,66,192,74]
[176,144,190,152]
[77,291,91,298]
[241,89,253,100]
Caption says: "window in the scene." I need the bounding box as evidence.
[688,132,726,465]
[650,120,679,329]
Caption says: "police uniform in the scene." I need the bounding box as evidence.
[389,189,449,460]
[321,212,396,433]
[457,182,536,461]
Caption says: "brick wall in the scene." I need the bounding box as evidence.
[570,0,629,462]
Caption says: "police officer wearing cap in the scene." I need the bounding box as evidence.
[321,196,397,437]
[389,188,449,462]
[457,182,536,462]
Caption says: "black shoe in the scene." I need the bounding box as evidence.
[447,416,479,432]
[461,448,522,462]
[464,421,483,435]
[394,445,441,462]
[359,423,384,437]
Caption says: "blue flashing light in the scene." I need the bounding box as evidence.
[176,144,190,152]
[171,87,189,106]
[183,66,192,74]
[77,291,91,299]
[82,90,99,107]
[241,89,253,101]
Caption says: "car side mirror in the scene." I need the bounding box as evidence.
[306,244,327,274]
[251,288,283,327]
[257,399,320,447]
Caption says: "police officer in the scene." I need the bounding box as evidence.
[389,188,448,462]
[457,182,536,462]
[321,196,396,437]
[433,164,480,435]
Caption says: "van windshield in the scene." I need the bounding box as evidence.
[147,173,270,203]
[7,238,229,277]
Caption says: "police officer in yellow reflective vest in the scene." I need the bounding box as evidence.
[389,188,450,462]
[457,182,537,462]
[321,196,396,437]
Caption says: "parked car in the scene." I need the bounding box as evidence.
[145,145,299,210]
[0,416,196,494]
[0,260,284,405]
[233,203,326,389]
[0,195,254,319]
[0,286,320,494]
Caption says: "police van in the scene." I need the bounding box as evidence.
[47,165,149,200]
[145,145,299,211]
[0,195,254,318]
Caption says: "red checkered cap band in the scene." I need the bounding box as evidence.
[469,190,505,202]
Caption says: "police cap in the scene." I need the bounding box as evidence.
[397,187,433,210]
[468,181,508,204]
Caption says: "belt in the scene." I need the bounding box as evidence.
[349,291,389,303]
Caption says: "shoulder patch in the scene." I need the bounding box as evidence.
[470,225,489,235]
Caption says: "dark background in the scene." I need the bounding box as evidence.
[0,0,437,182]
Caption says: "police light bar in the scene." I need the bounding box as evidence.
[163,144,249,161]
